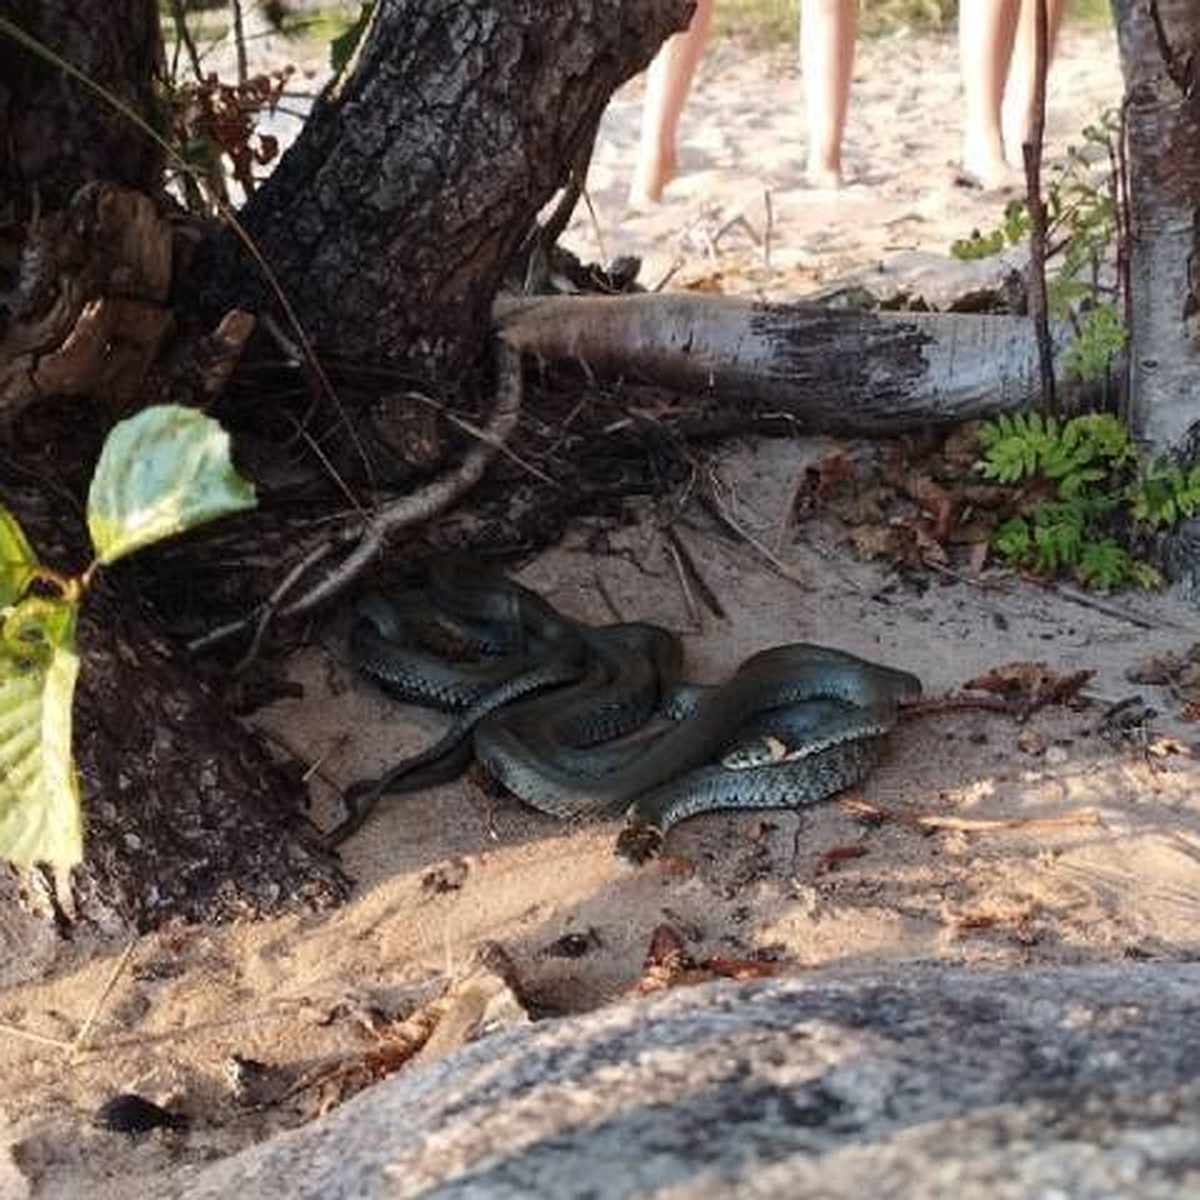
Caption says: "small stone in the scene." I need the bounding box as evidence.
[1017,729,1046,756]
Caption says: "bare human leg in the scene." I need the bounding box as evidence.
[800,0,859,188]
[1001,0,1068,164]
[629,0,716,206]
[958,0,1021,189]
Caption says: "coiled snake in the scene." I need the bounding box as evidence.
[334,558,921,859]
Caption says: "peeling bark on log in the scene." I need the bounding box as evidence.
[199,0,692,376]
[1114,0,1200,454]
[497,294,1075,433]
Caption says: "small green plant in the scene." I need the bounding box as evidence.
[978,410,1199,592]
[952,111,1127,384]
[0,406,256,870]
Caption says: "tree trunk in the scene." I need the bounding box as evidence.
[1113,0,1200,590]
[0,5,347,930]
[0,0,163,218]
[200,0,692,377]
[0,470,349,935]
[1114,0,1200,452]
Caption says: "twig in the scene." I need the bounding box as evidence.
[403,390,555,485]
[189,341,525,652]
[664,534,701,628]
[232,539,339,672]
[1052,583,1189,632]
[280,407,362,512]
[1114,96,1134,426]
[71,938,137,1059]
[591,571,625,623]
[651,258,684,293]
[0,1020,74,1051]
[697,480,811,592]
[762,188,774,273]
[840,796,1103,835]
[257,726,349,794]
[662,525,726,619]
[1022,0,1057,414]
[229,0,249,87]
[166,0,204,81]
[773,458,811,555]
[580,183,608,266]
[1147,0,1191,91]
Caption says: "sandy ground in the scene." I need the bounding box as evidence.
[6,22,1200,1200]
[566,22,1124,298]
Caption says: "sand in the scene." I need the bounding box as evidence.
[6,22,1200,1200]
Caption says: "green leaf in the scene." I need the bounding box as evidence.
[87,406,256,566]
[1075,539,1134,593]
[0,507,39,608]
[992,517,1032,564]
[0,596,82,868]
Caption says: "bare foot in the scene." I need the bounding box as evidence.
[805,158,843,190]
[628,145,678,207]
[959,139,1024,192]
[957,157,1023,193]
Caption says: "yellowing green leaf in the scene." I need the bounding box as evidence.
[0,597,82,868]
[87,405,257,566]
[0,507,39,608]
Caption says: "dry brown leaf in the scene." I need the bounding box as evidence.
[967,661,1053,697]
[683,273,725,293]
[815,844,869,875]
[850,524,908,561]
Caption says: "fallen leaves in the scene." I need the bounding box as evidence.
[786,430,1012,574]
[286,943,529,1118]
[909,661,1094,721]
[1128,643,1200,721]
[629,923,784,997]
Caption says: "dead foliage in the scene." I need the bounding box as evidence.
[1128,643,1200,722]
[786,425,1019,576]
[285,943,529,1119]
[908,661,1095,722]
[167,68,293,203]
[629,923,784,997]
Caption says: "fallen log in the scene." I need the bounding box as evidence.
[496,293,1082,433]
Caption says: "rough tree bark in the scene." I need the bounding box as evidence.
[0,0,162,218]
[202,0,693,376]
[0,6,346,931]
[1113,0,1200,591]
[1114,0,1200,452]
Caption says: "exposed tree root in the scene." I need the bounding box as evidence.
[188,342,525,654]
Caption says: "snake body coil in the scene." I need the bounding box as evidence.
[337,559,921,858]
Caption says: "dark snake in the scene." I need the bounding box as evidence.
[332,558,922,859]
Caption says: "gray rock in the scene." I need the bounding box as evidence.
[171,964,1200,1199]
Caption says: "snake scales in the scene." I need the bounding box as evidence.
[334,558,921,859]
